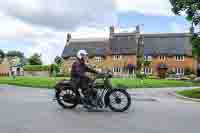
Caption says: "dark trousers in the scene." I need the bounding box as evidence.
[197,69,200,77]
[71,76,93,96]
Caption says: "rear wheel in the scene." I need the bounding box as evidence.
[106,89,131,112]
[55,87,79,109]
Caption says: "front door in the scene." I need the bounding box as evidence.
[16,67,20,76]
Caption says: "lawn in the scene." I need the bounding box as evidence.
[112,78,200,88]
[177,88,200,99]
[0,77,67,88]
[0,76,200,89]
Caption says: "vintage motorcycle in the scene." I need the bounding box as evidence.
[54,70,131,112]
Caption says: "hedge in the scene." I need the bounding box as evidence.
[23,65,50,71]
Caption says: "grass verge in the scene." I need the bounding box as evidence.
[0,77,200,89]
[177,88,200,99]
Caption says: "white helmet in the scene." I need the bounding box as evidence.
[76,49,88,59]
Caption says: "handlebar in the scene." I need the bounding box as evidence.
[95,70,113,79]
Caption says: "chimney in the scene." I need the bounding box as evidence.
[67,33,71,42]
[109,26,115,37]
[136,25,140,33]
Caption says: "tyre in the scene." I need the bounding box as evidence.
[106,89,131,112]
[55,87,79,109]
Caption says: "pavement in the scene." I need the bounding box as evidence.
[0,85,199,133]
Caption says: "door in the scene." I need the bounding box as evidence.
[16,67,20,76]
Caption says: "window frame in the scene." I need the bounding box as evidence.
[175,68,184,75]
[94,56,102,62]
[113,55,122,60]
[160,55,166,60]
[144,67,152,74]
[69,56,76,61]
[175,55,184,61]
[113,67,122,73]
[144,56,152,61]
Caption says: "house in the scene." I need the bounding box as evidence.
[0,58,10,76]
[0,57,24,76]
[143,33,196,76]
[61,26,197,77]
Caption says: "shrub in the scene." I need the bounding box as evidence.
[23,65,50,71]
[136,72,146,79]
[143,61,151,66]
[184,67,193,75]
[168,70,176,75]
[56,73,70,77]
[188,74,197,80]
[49,64,60,76]
[147,75,158,79]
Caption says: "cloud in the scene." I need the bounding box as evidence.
[0,0,187,64]
[116,0,174,16]
[0,0,117,30]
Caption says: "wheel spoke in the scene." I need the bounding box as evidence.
[108,90,130,111]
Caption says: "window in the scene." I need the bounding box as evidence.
[112,67,122,73]
[160,56,166,60]
[94,56,102,62]
[69,57,76,61]
[175,68,184,75]
[113,55,122,60]
[144,56,152,61]
[144,67,152,74]
[176,55,184,61]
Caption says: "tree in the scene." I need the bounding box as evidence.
[6,51,25,67]
[28,53,42,65]
[6,51,24,58]
[54,56,62,65]
[0,49,5,64]
[170,0,200,73]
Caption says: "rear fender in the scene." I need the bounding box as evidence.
[54,80,73,91]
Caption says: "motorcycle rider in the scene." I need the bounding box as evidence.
[70,49,99,107]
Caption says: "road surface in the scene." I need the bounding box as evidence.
[0,85,199,133]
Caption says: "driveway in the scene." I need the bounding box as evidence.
[0,85,199,133]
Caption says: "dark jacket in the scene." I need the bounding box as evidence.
[71,58,98,79]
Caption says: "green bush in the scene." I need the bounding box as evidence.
[49,64,60,76]
[56,73,70,77]
[147,75,158,79]
[23,65,50,71]
[136,72,146,79]
[168,70,176,75]
[184,67,193,76]
[188,74,197,80]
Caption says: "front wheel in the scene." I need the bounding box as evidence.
[106,89,131,112]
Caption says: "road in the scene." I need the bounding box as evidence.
[0,85,199,133]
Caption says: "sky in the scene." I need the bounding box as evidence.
[0,0,193,64]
